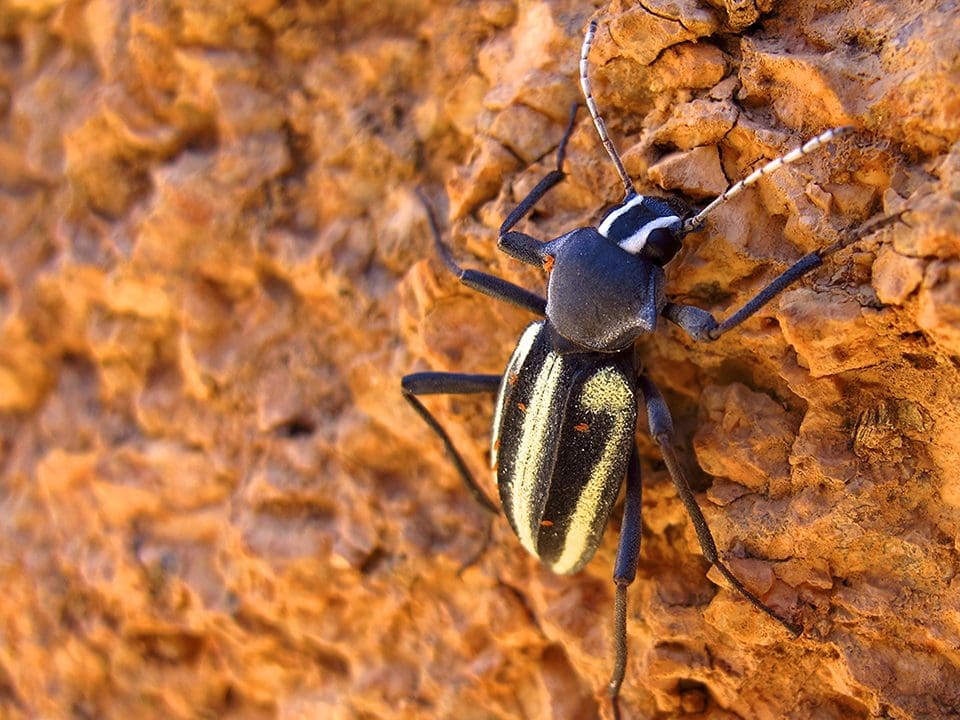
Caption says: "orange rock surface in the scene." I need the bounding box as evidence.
[1,1,958,718]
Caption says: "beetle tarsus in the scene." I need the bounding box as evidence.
[401,374,502,514]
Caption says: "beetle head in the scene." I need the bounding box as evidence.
[597,194,687,266]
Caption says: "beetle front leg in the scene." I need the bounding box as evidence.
[401,372,502,513]
[416,189,547,316]
[497,103,579,267]
[609,445,642,720]
[664,212,904,342]
[638,375,802,637]
[662,251,823,341]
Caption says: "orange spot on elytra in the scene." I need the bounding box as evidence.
[574,422,590,433]
[542,255,555,273]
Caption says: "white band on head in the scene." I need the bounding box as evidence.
[597,194,645,237]
[616,215,680,254]
[597,195,680,255]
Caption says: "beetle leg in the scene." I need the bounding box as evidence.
[638,375,803,637]
[661,302,720,342]
[497,103,579,266]
[609,445,642,720]
[458,270,546,316]
[662,251,822,340]
[664,212,904,341]
[401,372,502,513]
[416,189,547,316]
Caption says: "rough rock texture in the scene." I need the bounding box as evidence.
[1,1,958,719]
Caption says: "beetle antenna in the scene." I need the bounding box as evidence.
[681,125,855,233]
[580,19,636,199]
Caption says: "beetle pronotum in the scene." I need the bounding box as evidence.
[402,17,894,719]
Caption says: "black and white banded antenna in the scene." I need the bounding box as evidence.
[680,125,855,233]
[581,19,636,200]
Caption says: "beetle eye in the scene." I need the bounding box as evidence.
[641,228,682,265]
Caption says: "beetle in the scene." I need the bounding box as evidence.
[401,18,892,719]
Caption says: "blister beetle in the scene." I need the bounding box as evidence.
[402,18,890,719]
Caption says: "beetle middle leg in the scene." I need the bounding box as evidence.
[637,374,802,636]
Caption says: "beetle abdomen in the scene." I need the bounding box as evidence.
[493,321,637,574]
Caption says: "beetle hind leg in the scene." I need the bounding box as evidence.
[637,375,803,637]
[402,372,502,573]
[609,446,643,720]
[401,372,503,513]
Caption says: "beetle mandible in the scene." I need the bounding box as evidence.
[402,18,885,719]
